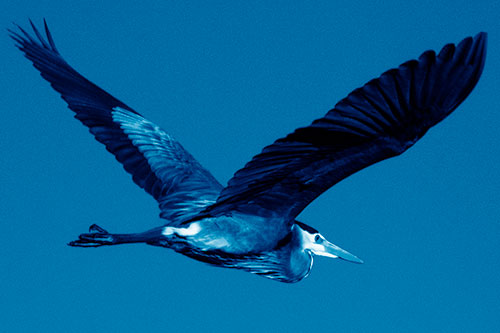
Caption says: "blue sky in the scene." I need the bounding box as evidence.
[1,1,499,331]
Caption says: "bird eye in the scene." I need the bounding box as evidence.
[314,235,321,242]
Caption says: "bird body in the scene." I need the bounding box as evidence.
[164,221,316,283]
[10,20,487,283]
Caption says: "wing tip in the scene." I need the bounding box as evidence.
[9,18,60,55]
[471,31,487,68]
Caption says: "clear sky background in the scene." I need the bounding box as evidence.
[1,1,499,332]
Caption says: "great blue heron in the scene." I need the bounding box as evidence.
[10,20,487,282]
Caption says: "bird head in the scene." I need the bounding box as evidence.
[294,221,363,264]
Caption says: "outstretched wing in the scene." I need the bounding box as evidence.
[204,33,487,222]
[10,20,223,224]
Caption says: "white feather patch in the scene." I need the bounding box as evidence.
[162,223,201,237]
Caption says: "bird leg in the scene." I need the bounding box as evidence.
[68,224,164,248]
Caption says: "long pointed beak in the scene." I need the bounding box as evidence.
[322,241,364,264]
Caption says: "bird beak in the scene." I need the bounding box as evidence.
[318,240,364,264]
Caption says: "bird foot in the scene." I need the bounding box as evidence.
[68,224,115,247]
[89,223,108,233]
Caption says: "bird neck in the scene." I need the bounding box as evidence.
[282,225,314,282]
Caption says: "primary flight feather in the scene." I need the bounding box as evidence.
[10,20,486,282]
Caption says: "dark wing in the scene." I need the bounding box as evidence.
[10,20,223,224]
[204,33,487,222]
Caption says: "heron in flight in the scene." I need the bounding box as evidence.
[10,21,486,283]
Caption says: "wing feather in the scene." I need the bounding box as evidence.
[204,33,487,223]
[10,20,223,224]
